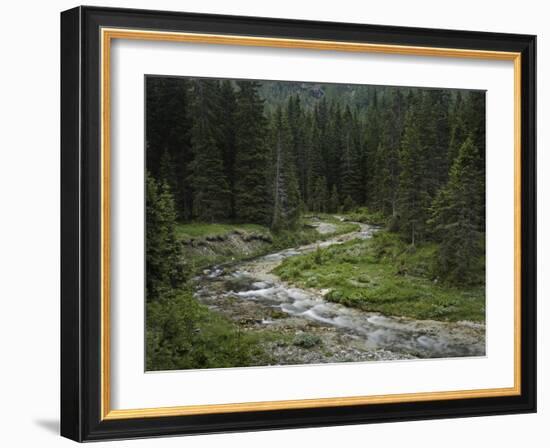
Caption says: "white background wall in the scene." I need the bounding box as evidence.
[0,0,546,446]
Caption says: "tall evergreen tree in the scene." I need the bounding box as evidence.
[447,91,486,230]
[427,89,452,189]
[326,103,344,192]
[309,177,328,213]
[189,79,230,221]
[398,107,432,245]
[217,80,238,218]
[328,185,339,213]
[462,91,486,230]
[447,91,468,164]
[368,89,404,216]
[287,95,309,203]
[372,142,393,215]
[234,81,271,224]
[146,172,183,302]
[301,111,315,207]
[363,90,382,206]
[307,113,326,211]
[158,148,177,193]
[146,77,193,219]
[430,138,484,283]
[339,106,363,205]
[271,107,301,230]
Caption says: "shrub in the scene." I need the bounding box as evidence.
[146,289,269,370]
[293,333,322,348]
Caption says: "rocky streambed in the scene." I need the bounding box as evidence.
[193,221,486,366]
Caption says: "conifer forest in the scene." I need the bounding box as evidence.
[146,76,486,371]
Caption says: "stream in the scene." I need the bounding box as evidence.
[194,220,486,365]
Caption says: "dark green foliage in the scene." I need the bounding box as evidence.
[342,195,355,212]
[146,172,184,302]
[430,138,485,284]
[398,107,432,245]
[146,77,194,219]
[218,80,238,218]
[448,92,485,170]
[309,176,329,213]
[158,148,176,191]
[366,89,402,216]
[328,185,339,213]
[306,129,323,210]
[326,103,344,192]
[146,78,485,235]
[147,77,485,258]
[234,81,271,224]
[287,95,310,202]
[345,207,387,226]
[189,79,231,221]
[449,92,486,226]
[426,89,452,191]
[293,333,322,348]
[271,107,302,231]
[363,90,381,205]
[371,143,394,215]
[339,106,364,205]
[145,77,485,282]
[146,289,268,370]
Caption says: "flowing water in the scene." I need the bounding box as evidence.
[194,221,485,365]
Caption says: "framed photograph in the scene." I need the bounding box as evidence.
[60,6,536,442]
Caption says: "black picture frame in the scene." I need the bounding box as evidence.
[61,5,536,442]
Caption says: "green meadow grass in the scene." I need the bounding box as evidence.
[273,231,485,322]
[175,222,268,241]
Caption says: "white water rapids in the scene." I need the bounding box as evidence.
[195,222,485,362]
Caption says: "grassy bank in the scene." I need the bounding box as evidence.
[273,231,485,322]
[177,218,359,276]
[147,217,362,371]
[340,207,387,226]
[176,222,268,241]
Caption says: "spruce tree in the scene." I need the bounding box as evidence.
[301,112,315,207]
[463,91,486,231]
[146,172,183,302]
[430,138,484,284]
[398,107,432,245]
[363,90,381,207]
[339,106,363,206]
[159,148,176,193]
[374,89,404,216]
[343,195,355,212]
[372,143,393,215]
[446,91,486,231]
[218,80,238,218]
[447,91,468,164]
[234,81,271,224]
[188,79,230,221]
[428,89,452,190]
[307,122,326,211]
[309,176,328,213]
[326,103,344,193]
[287,95,309,202]
[328,185,339,213]
[146,77,193,220]
[271,107,301,230]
